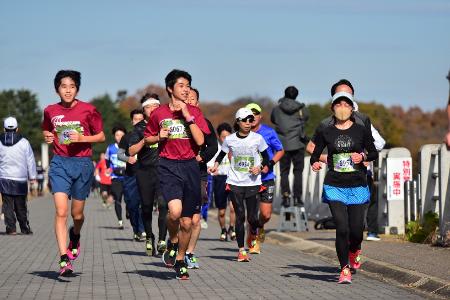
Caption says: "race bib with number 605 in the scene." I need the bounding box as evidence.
[332,153,356,173]
[234,155,255,172]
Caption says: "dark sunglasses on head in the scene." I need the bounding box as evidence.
[240,116,255,123]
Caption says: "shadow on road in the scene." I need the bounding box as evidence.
[141,261,167,268]
[123,270,173,280]
[98,226,123,230]
[282,264,338,273]
[208,247,237,253]
[280,264,337,282]
[281,272,336,282]
[203,255,235,261]
[30,271,79,282]
[112,250,147,257]
[105,238,134,242]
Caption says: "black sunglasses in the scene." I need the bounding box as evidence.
[240,116,255,123]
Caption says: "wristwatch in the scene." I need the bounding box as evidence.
[186,115,195,125]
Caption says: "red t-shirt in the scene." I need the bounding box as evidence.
[42,100,104,157]
[144,104,210,160]
[95,159,112,185]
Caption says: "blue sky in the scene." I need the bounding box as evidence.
[1,0,449,111]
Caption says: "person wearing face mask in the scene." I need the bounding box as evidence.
[306,79,386,242]
[310,91,377,284]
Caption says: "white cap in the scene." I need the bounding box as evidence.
[235,107,254,120]
[3,117,18,130]
[331,91,354,106]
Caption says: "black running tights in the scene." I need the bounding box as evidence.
[229,186,259,249]
[328,201,367,268]
[136,168,168,241]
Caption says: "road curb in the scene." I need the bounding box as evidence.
[266,231,450,299]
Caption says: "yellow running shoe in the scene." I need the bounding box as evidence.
[249,238,261,254]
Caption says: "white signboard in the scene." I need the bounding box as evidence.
[386,157,412,201]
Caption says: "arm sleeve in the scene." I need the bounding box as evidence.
[310,128,326,165]
[364,127,378,162]
[117,148,129,162]
[199,120,218,162]
[371,125,386,151]
[26,140,37,179]
[260,149,270,168]
[215,151,227,164]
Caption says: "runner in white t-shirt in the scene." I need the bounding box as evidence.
[209,108,269,262]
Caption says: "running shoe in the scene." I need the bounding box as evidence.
[146,238,156,257]
[200,219,208,229]
[157,240,167,254]
[162,242,177,267]
[338,265,352,284]
[66,227,80,260]
[249,238,261,254]
[118,220,124,230]
[220,228,227,241]
[174,260,189,280]
[366,233,381,241]
[134,232,146,242]
[257,227,266,243]
[59,257,73,277]
[237,249,250,262]
[185,253,200,269]
[349,250,362,270]
[228,227,236,241]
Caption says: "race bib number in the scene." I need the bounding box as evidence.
[234,156,255,172]
[161,119,190,139]
[333,153,356,173]
[55,124,83,145]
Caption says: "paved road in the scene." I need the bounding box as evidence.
[0,194,425,299]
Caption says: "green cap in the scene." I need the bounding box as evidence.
[245,103,262,113]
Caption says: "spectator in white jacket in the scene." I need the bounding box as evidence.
[0,117,36,235]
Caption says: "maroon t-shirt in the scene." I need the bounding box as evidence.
[42,100,103,157]
[144,104,210,160]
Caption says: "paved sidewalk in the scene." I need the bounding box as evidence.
[264,213,450,299]
[0,195,426,299]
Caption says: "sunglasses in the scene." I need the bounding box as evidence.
[239,116,255,123]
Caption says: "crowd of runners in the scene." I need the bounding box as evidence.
[37,68,384,284]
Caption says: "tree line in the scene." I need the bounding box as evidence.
[0,87,447,171]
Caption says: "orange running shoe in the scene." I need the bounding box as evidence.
[237,250,250,262]
[338,265,352,284]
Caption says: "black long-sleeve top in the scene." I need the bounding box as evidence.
[198,119,218,180]
[310,122,377,187]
